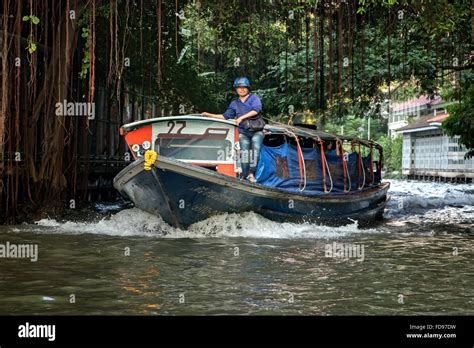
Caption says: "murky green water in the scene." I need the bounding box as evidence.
[0,180,473,315]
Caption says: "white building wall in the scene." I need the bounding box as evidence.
[402,134,412,170]
[402,130,474,178]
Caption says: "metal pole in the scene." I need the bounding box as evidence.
[368,117,371,140]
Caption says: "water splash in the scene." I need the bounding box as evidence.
[385,179,474,224]
[29,180,473,238]
[33,208,379,239]
[35,208,168,237]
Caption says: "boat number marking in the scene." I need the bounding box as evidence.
[142,141,151,149]
[167,120,186,134]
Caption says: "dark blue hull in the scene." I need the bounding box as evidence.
[114,157,389,229]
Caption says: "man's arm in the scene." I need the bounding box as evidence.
[236,95,262,124]
[201,112,225,119]
[202,102,236,120]
[236,110,258,124]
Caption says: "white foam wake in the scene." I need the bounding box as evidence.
[30,180,472,238]
[33,208,378,239]
[385,179,474,223]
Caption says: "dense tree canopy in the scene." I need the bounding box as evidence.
[89,0,472,142]
[0,0,472,222]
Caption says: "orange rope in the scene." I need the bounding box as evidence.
[295,137,304,190]
[379,147,384,174]
[369,145,374,184]
[319,140,327,192]
[339,139,347,191]
[357,142,362,188]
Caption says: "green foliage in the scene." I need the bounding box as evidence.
[22,15,40,25]
[79,28,91,80]
[357,0,405,14]
[390,136,403,172]
[23,15,40,54]
[87,0,470,138]
[442,72,474,158]
[377,135,402,172]
[324,115,387,141]
[25,39,37,54]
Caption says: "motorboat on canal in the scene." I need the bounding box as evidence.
[113,115,390,229]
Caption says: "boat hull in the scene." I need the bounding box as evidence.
[114,157,389,229]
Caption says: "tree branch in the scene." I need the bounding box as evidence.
[439,63,474,71]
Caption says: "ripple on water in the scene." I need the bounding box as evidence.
[0,179,472,315]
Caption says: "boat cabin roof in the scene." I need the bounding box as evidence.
[121,115,379,148]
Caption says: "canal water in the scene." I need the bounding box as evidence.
[0,180,472,315]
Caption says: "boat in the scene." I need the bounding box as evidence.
[113,115,390,229]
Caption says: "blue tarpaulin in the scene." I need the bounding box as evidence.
[255,144,378,195]
[255,143,324,194]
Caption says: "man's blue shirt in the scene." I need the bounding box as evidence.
[223,93,263,136]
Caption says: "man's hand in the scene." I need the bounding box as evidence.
[236,111,257,125]
[201,112,225,120]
